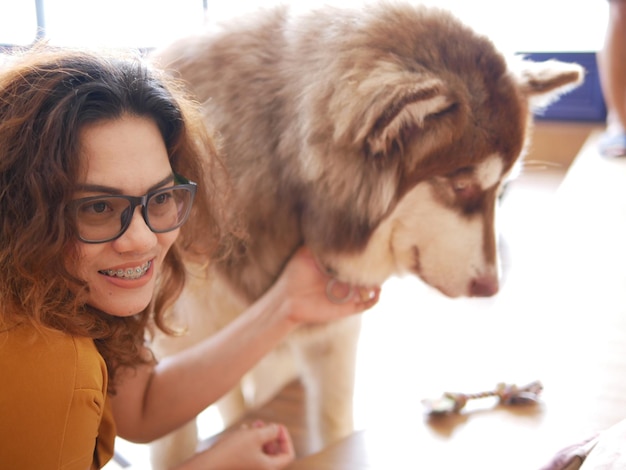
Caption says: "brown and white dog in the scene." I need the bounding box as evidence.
[149,3,583,467]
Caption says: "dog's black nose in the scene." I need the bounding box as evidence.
[469,276,499,297]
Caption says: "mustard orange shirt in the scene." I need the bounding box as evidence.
[0,322,115,469]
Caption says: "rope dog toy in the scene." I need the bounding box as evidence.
[422,380,543,416]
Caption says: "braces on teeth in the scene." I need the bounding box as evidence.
[101,261,151,280]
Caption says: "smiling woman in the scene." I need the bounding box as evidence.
[70,116,185,318]
[0,45,225,468]
[0,44,380,470]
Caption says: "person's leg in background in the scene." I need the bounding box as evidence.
[598,0,626,157]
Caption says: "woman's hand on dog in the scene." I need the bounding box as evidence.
[273,246,381,326]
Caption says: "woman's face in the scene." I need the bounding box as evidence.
[72,114,179,317]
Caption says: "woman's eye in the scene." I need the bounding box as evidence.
[91,201,109,213]
[152,192,172,205]
[77,199,118,221]
[81,200,111,214]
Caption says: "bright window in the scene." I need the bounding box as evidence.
[1,0,206,49]
[0,2,38,45]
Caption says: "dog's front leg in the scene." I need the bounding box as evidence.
[290,315,362,455]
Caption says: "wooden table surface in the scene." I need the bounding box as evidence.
[287,131,626,469]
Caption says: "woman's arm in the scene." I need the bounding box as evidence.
[110,247,380,442]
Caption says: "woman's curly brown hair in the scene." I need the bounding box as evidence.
[0,44,238,392]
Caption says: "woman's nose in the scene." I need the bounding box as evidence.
[113,207,157,250]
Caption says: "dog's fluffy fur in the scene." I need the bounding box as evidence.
[149,3,583,467]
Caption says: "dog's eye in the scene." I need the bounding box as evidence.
[449,176,484,213]
[453,180,469,192]
[451,177,477,199]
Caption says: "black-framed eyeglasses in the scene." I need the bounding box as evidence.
[68,174,197,244]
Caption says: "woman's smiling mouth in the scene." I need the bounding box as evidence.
[99,260,152,280]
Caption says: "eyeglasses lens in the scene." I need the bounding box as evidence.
[145,187,192,232]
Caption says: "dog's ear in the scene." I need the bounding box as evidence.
[510,58,585,111]
[360,80,457,160]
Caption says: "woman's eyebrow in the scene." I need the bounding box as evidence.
[75,174,175,195]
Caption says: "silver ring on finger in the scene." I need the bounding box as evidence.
[326,278,354,304]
